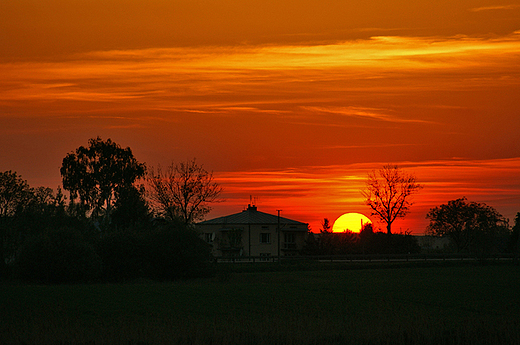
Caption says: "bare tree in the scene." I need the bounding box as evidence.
[147,159,222,225]
[362,164,422,235]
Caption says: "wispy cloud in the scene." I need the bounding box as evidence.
[470,4,520,12]
[2,33,520,106]
[324,143,422,149]
[301,106,435,124]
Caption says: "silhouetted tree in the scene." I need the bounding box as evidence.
[0,171,32,218]
[320,218,332,233]
[60,137,146,225]
[362,165,422,235]
[147,159,222,226]
[318,218,334,254]
[0,171,34,275]
[1,178,93,279]
[426,198,509,256]
[110,185,151,230]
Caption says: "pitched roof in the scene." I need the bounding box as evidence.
[198,205,307,226]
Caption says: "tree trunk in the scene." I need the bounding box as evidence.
[386,222,392,235]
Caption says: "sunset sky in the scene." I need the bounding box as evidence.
[1,1,520,233]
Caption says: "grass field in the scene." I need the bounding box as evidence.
[1,264,519,344]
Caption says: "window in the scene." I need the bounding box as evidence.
[284,233,295,243]
[260,233,271,244]
[283,233,297,249]
[260,253,271,261]
[204,233,214,243]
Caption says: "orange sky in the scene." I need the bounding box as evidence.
[1,1,520,233]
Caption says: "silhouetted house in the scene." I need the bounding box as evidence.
[197,205,308,259]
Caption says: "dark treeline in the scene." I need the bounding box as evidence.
[303,221,421,256]
[1,137,520,283]
[0,175,214,283]
[304,207,518,259]
[0,137,216,283]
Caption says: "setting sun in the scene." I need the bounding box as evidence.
[332,213,372,233]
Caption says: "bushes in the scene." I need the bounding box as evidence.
[15,224,214,283]
[15,228,102,283]
[304,230,421,256]
[143,226,214,280]
[95,230,145,282]
[13,223,214,283]
[362,232,421,254]
[95,225,214,282]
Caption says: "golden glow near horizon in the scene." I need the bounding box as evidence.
[210,158,520,233]
[1,1,520,234]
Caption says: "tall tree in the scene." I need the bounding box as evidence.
[362,165,422,235]
[0,171,33,275]
[0,170,32,218]
[147,159,222,225]
[426,197,509,254]
[318,218,336,255]
[60,137,146,221]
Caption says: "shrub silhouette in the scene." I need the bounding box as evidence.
[362,232,420,254]
[15,228,101,283]
[96,230,145,281]
[96,224,214,281]
[142,225,215,280]
[16,223,214,283]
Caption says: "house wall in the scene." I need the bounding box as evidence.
[198,223,307,257]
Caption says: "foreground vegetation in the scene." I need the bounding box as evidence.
[2,265,519,345]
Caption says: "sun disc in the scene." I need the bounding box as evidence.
[332,213,371,233]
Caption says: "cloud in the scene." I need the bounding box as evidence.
[470,4,520,12]
[324,143,422,149]
[2,33,520,107]
[301,106,434,124]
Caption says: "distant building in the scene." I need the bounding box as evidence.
[415,235,452,253]
[197,205,309,259]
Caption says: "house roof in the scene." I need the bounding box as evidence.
[198,205,308,227]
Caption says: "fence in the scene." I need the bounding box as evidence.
[213,252,517,264]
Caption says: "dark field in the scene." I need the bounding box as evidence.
[1,265,519,344]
